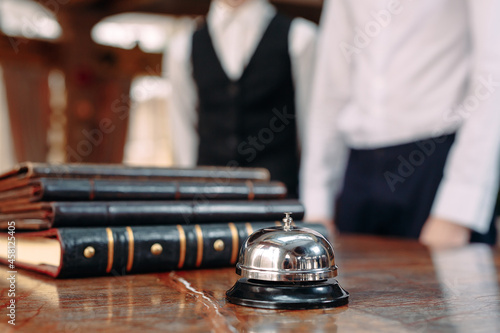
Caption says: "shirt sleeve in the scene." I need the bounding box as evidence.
[431,0,500,233]
[299,0,353,220]
[166,28,200,167]
[288,17,318,147]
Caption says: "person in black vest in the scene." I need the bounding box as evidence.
[166,0,317,197]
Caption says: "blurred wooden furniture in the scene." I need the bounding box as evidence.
[1,235,499,332]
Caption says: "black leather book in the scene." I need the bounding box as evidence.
[0,162,271,192]
[0,178,287,208]
[0,222,328,278]
[0,200,304,230]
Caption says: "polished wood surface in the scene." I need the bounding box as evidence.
[1,235,499,332]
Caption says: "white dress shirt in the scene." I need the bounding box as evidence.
[300,0,500,233]
[166,0,317,166]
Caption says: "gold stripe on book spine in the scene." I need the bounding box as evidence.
[194,225,203,268]
[245,223,253,236]
[89,179,95,200]
[126,227,134,272]
[246,180,255,201]
[174,182,181,200]
[228,223,239,265]
[176,225,186,269]
[106,228,114,273]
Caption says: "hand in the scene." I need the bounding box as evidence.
[419,216,471,249]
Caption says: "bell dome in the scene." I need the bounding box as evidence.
[236,224,337,282]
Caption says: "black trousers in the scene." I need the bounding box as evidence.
[335,134,497,245]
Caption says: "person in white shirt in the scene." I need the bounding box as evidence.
[167,0,317,197]
[301,0,500,246]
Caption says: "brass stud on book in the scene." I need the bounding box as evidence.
[151,243,163,255]
[83,246,95,258]
[214,239,225,252]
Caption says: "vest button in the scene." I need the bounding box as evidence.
[227,83,240,97]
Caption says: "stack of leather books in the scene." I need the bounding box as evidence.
[0,162,324,278]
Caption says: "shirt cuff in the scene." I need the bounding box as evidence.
[300,186,335,221]
[431,178,498,234]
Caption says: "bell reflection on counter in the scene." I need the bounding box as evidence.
[226,213,349,309]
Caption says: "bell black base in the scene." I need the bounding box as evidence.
[226,278,349,310]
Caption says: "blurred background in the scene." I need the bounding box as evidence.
[0,0,497,227]
[0,0,323,173]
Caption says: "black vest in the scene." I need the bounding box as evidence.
[191,14,299,197]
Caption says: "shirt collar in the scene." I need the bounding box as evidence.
[207,0,276,32]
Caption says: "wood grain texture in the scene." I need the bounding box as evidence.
[1,235,499,333]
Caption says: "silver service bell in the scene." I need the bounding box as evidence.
[226,213,349,310]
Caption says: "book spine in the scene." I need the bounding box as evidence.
[27,163,271,182]
[51,200,305,227]
[57,222,328,278]
[36,179,287,201]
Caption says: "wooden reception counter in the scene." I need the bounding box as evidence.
[1,235,499,332]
